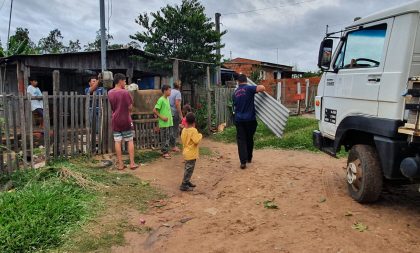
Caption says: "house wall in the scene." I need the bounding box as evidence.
[261,77,321,106]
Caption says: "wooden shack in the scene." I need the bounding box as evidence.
[0,48,171,95]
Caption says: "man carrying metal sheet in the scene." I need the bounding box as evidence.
[233,74,266,169]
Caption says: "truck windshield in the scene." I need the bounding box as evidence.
[334,23,387,69]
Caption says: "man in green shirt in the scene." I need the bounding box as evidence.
[153,85,173,159]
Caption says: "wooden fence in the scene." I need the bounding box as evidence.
[215,87,235,127]
[0,91,177,175]
[0,92,114,174]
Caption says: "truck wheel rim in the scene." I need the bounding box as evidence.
[347,160,362,191]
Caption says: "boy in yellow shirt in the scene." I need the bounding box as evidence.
[180,112,203,191]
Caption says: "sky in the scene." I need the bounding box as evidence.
[0,0,415,71]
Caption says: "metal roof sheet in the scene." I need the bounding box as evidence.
[247,78,289,138]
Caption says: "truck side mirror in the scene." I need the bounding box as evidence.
[318,39,333,71]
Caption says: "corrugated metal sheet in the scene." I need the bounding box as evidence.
[247,78,290,138]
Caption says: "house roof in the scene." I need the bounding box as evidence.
[350,0,420,28]
[224,57,293,70]
[0,47,152,65]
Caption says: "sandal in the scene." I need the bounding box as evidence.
[130,164,139,170]
[162,154,171,159]
[117,165,126,171]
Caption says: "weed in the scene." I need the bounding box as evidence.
[135,150,161,164]
[199,147,213,156]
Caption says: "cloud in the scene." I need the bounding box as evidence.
[0,0,414,70]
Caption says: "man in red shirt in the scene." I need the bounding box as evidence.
[108,73,138,170]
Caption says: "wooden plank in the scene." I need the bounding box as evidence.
[81,95,86,153]
[85,95,91,155]
[63,92,69,157]
[0,125,3,174]
[43,92,50,164]
[75,95,80,154]
[91,94,97,155]
[59,93,64,157]
[107,95,113,153]
[103,96,108,154]
[27,94,34,168]
[4,96,13,173]
[19,96,27,169]
[53,93,58,158]
[70,92,75,156]
[53,70,60,94]
[11,97,19,170]
[97,95,103,154]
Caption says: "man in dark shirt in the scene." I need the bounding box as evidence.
[233,74,266,169]
[108,73,138,171]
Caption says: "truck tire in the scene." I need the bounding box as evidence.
[346,144,383,203]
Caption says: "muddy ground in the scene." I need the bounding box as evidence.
[110,139,420,253]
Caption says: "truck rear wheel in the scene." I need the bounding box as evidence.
[346,144,383,203]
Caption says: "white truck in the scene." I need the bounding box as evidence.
[314,1,420,203]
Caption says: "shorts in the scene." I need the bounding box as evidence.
[113,130,133,142]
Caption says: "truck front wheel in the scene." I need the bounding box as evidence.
[346,144,383,203]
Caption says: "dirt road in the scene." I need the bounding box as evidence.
[112,140,420,253]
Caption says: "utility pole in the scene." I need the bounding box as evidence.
[6,0,14,54]
[276,48,279,64]
[100,0,107,72]
[230,51,232,60]
[215,13,221,85]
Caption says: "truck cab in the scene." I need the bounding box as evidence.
[313,1,420,203]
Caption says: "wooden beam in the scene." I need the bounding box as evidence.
[16,61,25,95]
[172,59,179,86]
[207,66,212,135]
[53,70,60,94]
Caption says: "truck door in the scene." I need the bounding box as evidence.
[321,19,393,138]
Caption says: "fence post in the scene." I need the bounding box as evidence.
[3,95,13,172]
[276,82,281,102]
[43,92,50,164]
[297,82,301,116]
[305,79,310,110]
[26,94,34,168]
[18,95,27,169]
[206,66,212,135]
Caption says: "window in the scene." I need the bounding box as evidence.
[259,70,266,80]
[334,24,387,69]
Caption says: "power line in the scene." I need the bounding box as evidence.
[222,0,318,16]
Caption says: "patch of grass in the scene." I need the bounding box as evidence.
[135,150,162,164]
[0,169,95,253]
[213,116,348,157]
[67,220,152,253]
[200,147,213,156]
[0,156,165,253]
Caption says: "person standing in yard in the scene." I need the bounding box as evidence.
[85,75,104,95]
[108,73,138,171]
[168,80,183,152]
[153,85,173,159]
[27,78,44,119]
[180,112,202,191]
[85,75,104,134]
[233,74,266,169]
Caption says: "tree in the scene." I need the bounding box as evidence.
[130,0,226,81]
[302,70,322,78]
[0,27,39,57]
[38,29,65,54]
[64,39,81,53]
[84,30,115,51]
